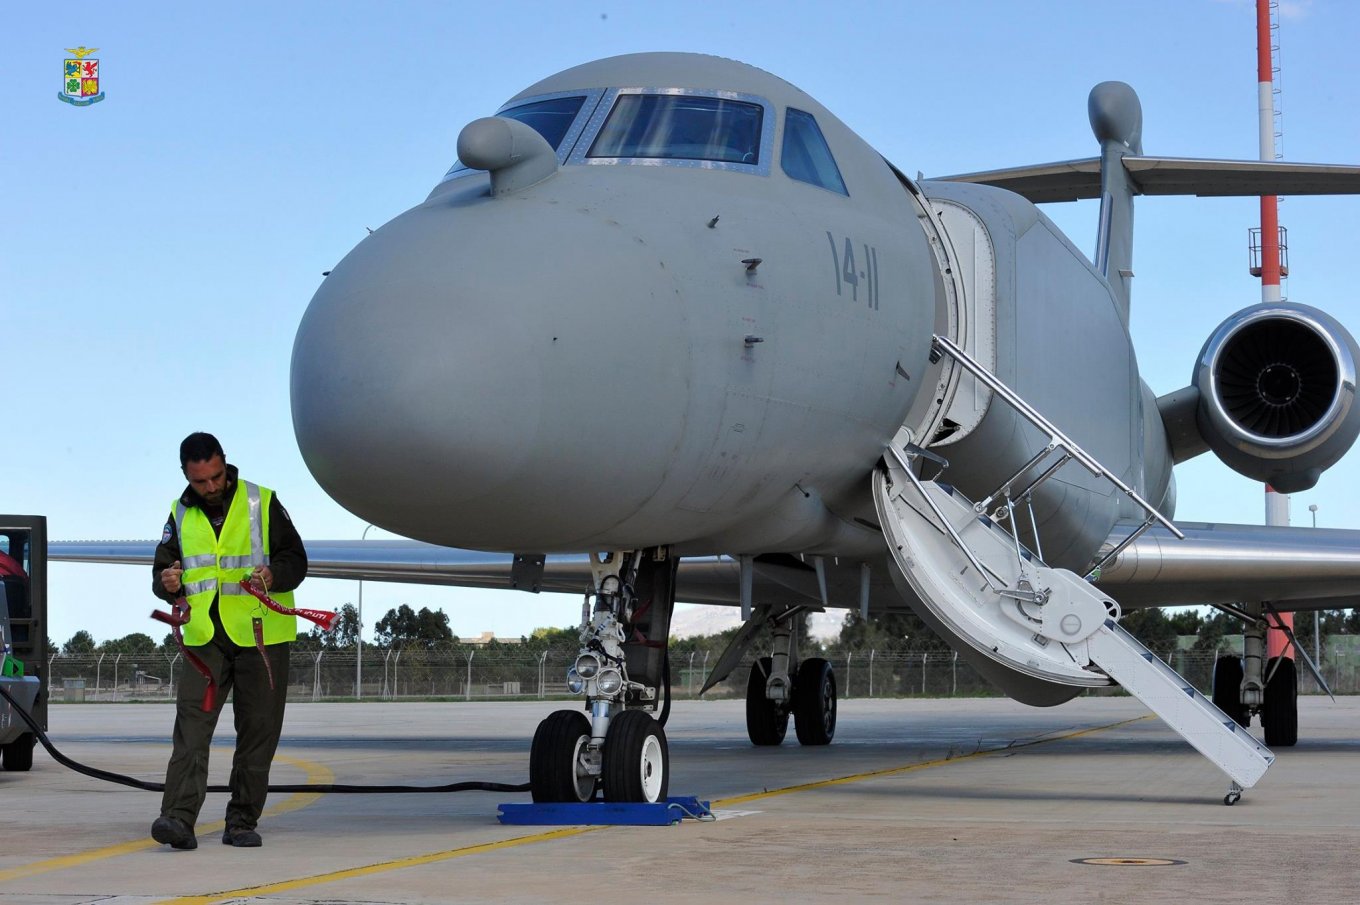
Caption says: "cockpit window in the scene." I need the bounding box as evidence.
[501,96,587,150]
[781,108,847,196]
[587,94,763,165]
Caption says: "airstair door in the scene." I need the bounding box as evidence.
[873,452,1274,791]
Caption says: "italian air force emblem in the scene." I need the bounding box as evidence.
[60,46,104,106]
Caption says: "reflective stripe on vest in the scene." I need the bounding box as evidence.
[171,480,297,647]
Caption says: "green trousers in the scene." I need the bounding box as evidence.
[160,612,290,831]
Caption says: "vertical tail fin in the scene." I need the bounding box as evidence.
[1089,81,1143,324]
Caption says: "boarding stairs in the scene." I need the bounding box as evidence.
[872,336,1274,800]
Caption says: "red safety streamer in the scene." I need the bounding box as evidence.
[252,617,276,690]
[150,599,217,712]
[237,579,338,631]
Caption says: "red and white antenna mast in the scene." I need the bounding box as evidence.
[1253,0,1287,303]
[1255,0,1294,662]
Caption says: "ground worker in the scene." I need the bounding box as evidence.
[150,432,308,850]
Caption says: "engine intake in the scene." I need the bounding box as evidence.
[1194,302,1360,492]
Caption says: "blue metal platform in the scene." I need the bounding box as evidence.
[497,796,713,826]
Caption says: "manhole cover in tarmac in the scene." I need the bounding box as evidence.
[1071,858,1187,867]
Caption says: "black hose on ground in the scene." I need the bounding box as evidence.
[0,684,530,794]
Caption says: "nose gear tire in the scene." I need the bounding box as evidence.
[602,709,669,803]
[530,710,596,802]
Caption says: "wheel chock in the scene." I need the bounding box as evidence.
[497,796,713,826]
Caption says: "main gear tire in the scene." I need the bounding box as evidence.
[746,657,789,746]
[793,657,837,746]
[1211,657,1249,727]
[1262,656,1298,747]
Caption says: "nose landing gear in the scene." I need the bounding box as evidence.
[529,549,676,804]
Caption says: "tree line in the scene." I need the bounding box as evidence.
[52,603,1360,660]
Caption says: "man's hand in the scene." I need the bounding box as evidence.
[160,560,183,594]
[249,565,273,591]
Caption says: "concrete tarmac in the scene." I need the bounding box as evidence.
[2,696,1358,904]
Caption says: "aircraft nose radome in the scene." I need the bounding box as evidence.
[291,209,543,532]
[291,200,689,549]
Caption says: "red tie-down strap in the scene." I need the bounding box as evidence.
[252,617,275,690]
[237,579,338,631]
[238,579,337,690]
[150,598,218,712]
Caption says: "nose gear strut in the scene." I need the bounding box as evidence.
[530,548,677,804]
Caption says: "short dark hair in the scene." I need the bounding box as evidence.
[179,432,225,468]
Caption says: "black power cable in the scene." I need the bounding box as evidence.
[0,684,529,794]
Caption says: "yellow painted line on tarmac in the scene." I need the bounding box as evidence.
[714,715,1151,808]
[0,750,333,883]
[153,826,606,905]
[150,716,1147,905]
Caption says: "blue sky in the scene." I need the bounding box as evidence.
[4,1,1359,647]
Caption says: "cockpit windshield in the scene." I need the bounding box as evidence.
[587,94,763,165]
[501,96,587,150]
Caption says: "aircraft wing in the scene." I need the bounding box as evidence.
[46,540,747,605]
[1096,521,1360,610]
[932,156,1360,203]
[52,520,1360,615]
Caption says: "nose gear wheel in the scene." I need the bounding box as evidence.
[603,709,669,803]
[530,710,597,802]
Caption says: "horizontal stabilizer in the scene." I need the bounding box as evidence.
[933,156,1360,203]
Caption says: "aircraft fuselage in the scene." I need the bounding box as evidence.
[291,54,1166,574]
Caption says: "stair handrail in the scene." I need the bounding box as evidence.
[928,335,1184,577]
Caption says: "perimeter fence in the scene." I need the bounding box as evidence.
[40,647,1360,703]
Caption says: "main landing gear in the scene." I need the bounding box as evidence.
[735,605,837,748]
[746,656,837,747]
[529,549,676,803]
[1210,601,1323,748]
[1213,653,1299,746]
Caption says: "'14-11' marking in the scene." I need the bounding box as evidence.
[826,232,879,310]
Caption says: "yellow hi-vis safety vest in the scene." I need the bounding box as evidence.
[173,480,297,647]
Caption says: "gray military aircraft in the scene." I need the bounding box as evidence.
[55,53,1360,805]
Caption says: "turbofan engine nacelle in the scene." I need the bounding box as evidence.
[1194,302,1360,493]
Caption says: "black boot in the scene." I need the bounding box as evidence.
[222,826,263,847]
[151,816,198,850]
